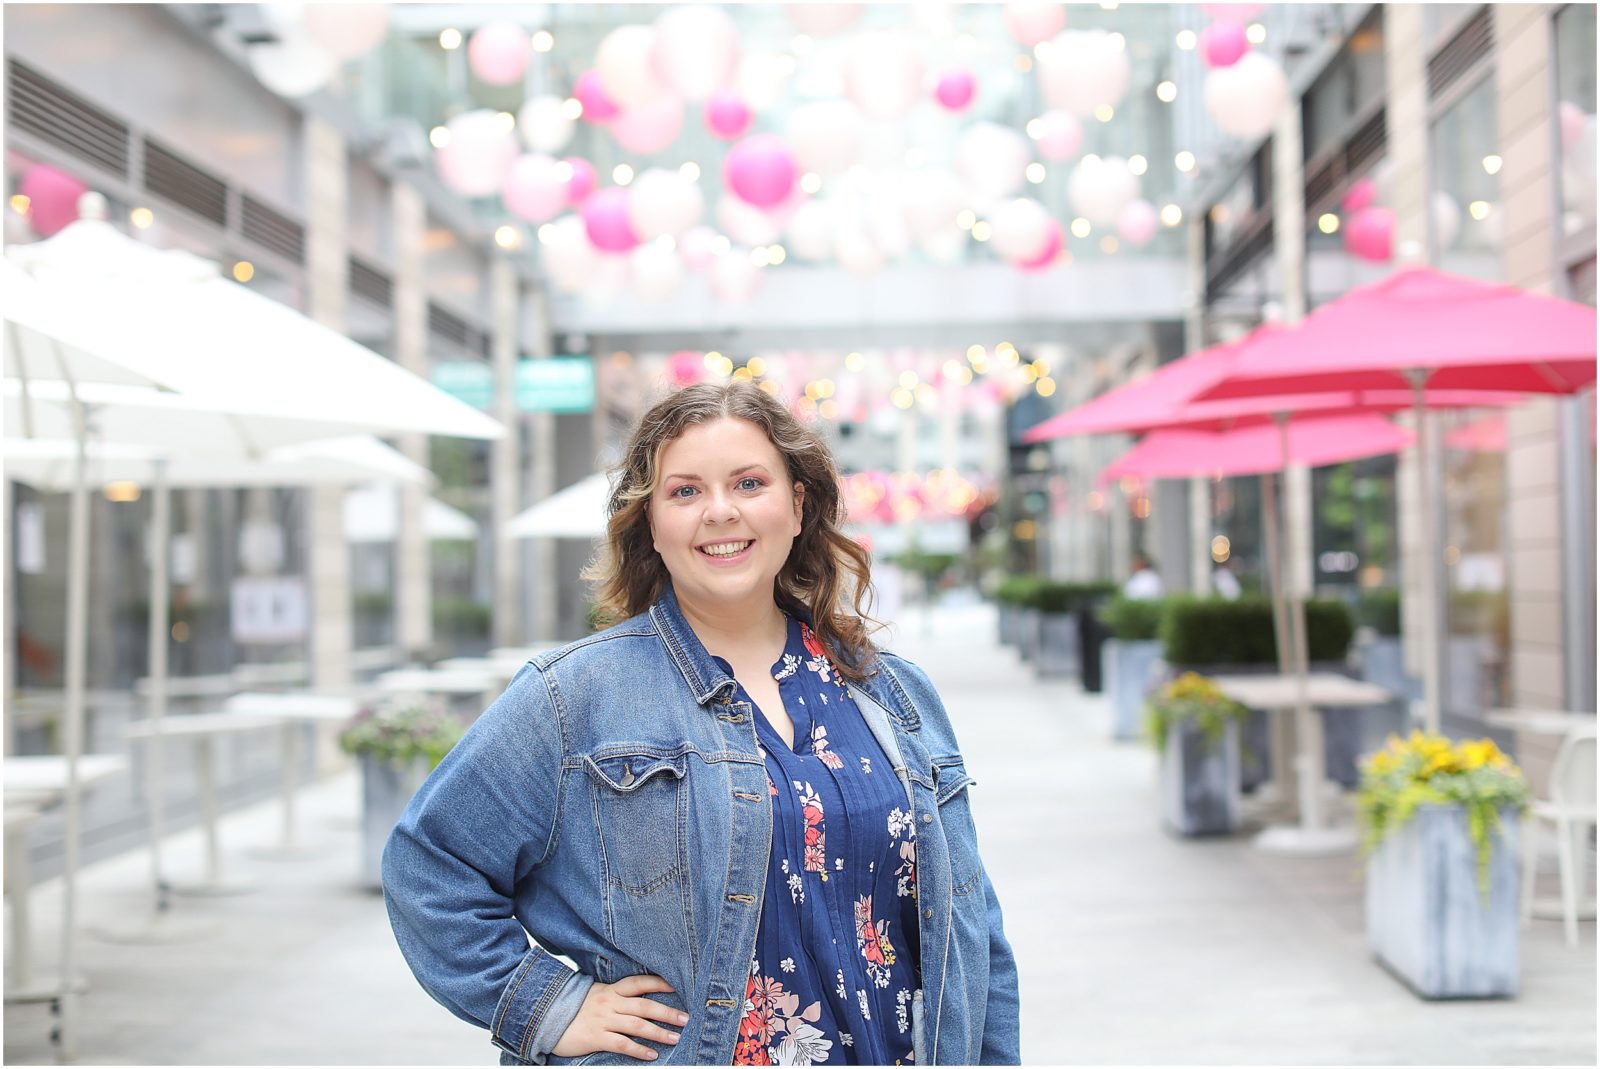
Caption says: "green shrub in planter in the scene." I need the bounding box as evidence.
[339,703,463,769]
[1159,596,1354,666]
[1144,672,1251,753]
[1357,589,1402,637]
[432,597,492,638]
[1027,581,1117,613]
[995,576,1041,606]
[1099,596,1167,641]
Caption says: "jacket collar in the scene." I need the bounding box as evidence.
[648,584,919,731]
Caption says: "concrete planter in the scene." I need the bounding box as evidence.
[1106,639,1162,742]
[1033,612,1081,679]
[1159,719,1241,837]
[998,604,1021,648]
[360,754,433,891]
[1367,804,1520,999]
[1016,608,1041,662]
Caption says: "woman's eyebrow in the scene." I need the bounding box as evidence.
[663,464,770,481]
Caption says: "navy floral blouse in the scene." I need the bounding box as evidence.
[712,615,921,1067]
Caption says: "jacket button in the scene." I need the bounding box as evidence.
[921,813,933,824]
[924,908,933,920]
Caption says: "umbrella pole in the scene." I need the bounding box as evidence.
[1258,468,1297,810]
[1411,374,1443,735]
[1277,415,1322,833]
[56,396,91,1061]
[146,463,171,909]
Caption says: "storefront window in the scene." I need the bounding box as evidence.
[1555,4,1598,242]
[1429,76,1501,276]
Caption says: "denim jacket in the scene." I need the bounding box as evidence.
[383,586,1020,1065]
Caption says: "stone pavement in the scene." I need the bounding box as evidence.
[5,598,1595,1065]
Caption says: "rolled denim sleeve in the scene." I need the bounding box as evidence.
[382,662,582,1064]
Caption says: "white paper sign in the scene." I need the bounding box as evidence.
[16,502,45,575]
[231,576,309,644]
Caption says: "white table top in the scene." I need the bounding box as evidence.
[376,669,500,695]
[435,656,527,678]
[4,755,129,803]
[1484,708,1598,737]
[1210,672,1394,710]
[124,712,280,740]
[222,692,360,722]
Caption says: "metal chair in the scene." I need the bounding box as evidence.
[1521,725,1598,946]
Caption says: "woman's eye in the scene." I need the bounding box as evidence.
[737,477,764,491]
[671,485,698,498]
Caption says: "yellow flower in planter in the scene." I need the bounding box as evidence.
[1143,672,1250,754]
[1357,730,1530,896]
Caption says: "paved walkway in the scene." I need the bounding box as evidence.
[5,599,1595,1065]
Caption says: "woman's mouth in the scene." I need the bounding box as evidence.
[697,539,754,563]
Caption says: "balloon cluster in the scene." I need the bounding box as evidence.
[249,4,392,98]
[1196,5,1288,143]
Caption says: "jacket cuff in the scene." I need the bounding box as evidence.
[490,948,594,1064]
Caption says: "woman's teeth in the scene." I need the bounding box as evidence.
[699,541,752,557]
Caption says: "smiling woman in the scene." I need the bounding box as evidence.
[382,382,1019,1067]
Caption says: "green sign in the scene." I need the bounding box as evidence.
[516,356,595,413]
[433,356,595,414]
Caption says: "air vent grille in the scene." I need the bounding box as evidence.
[142,138,228,226]
[1304,157,1339,213]
[1209,218,1275,295]
[1344,110,1387,177]
[240,194,304,263]
[6,60,130,178]
[1428,8,1492,99]
[349,256,393,309]
[428,301,478,351]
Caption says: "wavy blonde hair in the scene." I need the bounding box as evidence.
[583,381,880,681]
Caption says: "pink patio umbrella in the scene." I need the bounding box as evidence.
[1191,266,1597,732]
[1095,414,1414,486]
[1443,413,1507,453]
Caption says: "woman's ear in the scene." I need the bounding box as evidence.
[792,481,805,530]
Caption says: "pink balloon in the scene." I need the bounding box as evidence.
[679,225,722,271]
[667,350,706,387]
[724,133,797,209]
[574,70,621,123]
[1341,177,1377,214]
[563,157,597,204]
[934,68,976,111]
[1200,21,1249,68]
[502,155,569,223]
[582,187,641,252]
[1116,199,1159,246]
[609,96,685,155]
[1017,219,1063,271]
[705,90,754,139]
[1031,110,1082,161]
[469,21,531,86]
[1343,206,1394,263]
[18,164,87,237]
[1003,3,1066,48]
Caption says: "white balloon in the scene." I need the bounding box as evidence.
[787,99,867,178]
[1431,190,1462,252]
[542,215,599,295]
[738,51,793,110]
[596,24,668,108]
[1030,110,1083,162]
[711,248,762,303]
[1068,155,1139,227]
[303,3,390,61]
[919,229,966,264]
[955,122,1033,199]
[900,168,969,240]
[585,253,633,307]
[1204,51,1288,140]
[1561,112,1596,216]
[785,3,865,36]
[835,230,886,275]
[517,95,574,154]
[1036,30,1130,118]
[630,241,685,303]
[717,195,785,247]
[435,110,519,197]
[989,198,1053,261]
[249,34,336,97]
[679,226,723,272]
[627,168,705,239]
[843,31,924,120]
[786,200,836,262]
[653,5,740,102]
[1003,2,1066,47]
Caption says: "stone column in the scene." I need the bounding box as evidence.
[392,183,432,661]
[1494,5,1579,712]
[489,258,522,648]
[1271,87,1314,602]
[305,115,352,689]
[1185,218,1213,595]
[524,289,558,641]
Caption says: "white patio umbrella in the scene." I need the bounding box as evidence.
[344,484,479,543]
[5,215,502,1058]
[505,472,612,539]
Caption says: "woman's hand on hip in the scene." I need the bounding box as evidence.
[552,974,688,1061]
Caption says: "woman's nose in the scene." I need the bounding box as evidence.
[703,490,740,523]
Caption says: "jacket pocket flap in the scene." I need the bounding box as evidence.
[583,750,689,792]
[932,757,975,805]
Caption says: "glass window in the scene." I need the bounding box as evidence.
[1555,3,1597,242]
[1429,76,1501,276]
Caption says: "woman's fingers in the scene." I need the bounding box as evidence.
[625,996,691,1027]
[614,1014,682,1046]
[612,973,676,997]
[606,1033,660,1061]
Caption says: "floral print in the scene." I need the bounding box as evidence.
[719,614,920,1066]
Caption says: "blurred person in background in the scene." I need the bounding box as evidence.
[382,381,1019,1066]
[1211,559,1242,600]
[1121,552,1164,600]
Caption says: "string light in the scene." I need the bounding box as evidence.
[439,28,462,50]
[1160,204,1183,226]
[1318,213,1340,234]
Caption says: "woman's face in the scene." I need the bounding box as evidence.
[648,417,804,616]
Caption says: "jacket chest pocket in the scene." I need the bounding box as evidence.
[932,757,983,897]
[583,748,690,896]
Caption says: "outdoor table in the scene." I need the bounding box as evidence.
[1210,673,1394,856]
[222,692,362,857]
[435,655,527,682]
[375,668,500,701]
[122,713,278,895]
[1484,706,1597,921]
[3,755,128,1004]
